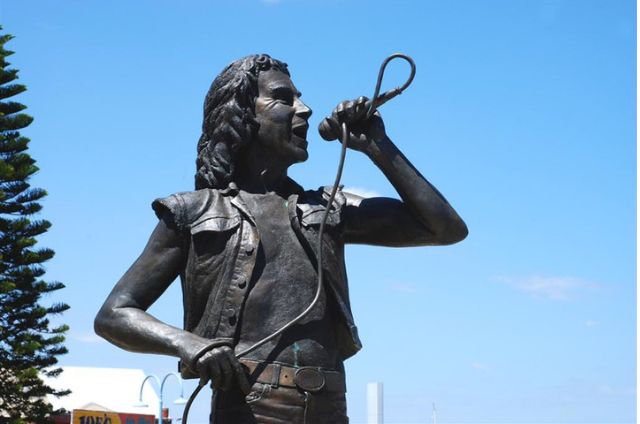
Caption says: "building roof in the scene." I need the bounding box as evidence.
[42,366,159,416]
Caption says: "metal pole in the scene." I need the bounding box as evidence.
[138,374,162,423]
[160,373,184,423]
[367,382,384,424]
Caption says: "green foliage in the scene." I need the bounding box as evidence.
[0,29,69,424]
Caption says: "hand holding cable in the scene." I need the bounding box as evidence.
[195,345,251,394]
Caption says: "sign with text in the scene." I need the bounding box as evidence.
[72,409,154,424]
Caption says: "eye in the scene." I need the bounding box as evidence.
[275,93,293,105]
[272,88,294,106]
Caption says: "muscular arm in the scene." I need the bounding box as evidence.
[324,97,468,247]
[94,216,251,392]
[94,217,211,362]
[344,135,467,246]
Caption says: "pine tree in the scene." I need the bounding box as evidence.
[0,30,70,423]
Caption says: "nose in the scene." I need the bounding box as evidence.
[294,97,312,120]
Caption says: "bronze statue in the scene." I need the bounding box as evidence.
[94,54,467,424]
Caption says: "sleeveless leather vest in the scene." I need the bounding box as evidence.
[152,179,362,378]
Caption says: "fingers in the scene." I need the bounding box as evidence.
[330,101,350,123]
[355,96,369,116]
[198,351,221,388]
[331,97,370,123]
[195,346,249,393]
[217,353,234,391]
[230,358,252,395]
[197,348,222,389]
[320,95,384,146]
[326,117,342,139]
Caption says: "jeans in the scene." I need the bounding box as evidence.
[211,382,349,424]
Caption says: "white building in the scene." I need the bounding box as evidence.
[41,366,159,416]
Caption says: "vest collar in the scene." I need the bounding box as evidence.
[224,177,305,226]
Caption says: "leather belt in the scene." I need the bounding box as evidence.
[239,359,346,393]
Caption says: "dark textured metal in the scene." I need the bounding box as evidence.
[94,53,467,424]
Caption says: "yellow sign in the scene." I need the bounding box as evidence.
[72,409,154,424]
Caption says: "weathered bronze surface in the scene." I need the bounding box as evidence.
[94,54,467,423]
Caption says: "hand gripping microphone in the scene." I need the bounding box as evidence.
[318,53,416,141]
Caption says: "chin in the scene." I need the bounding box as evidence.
[289,149,308,164]
[288,137,309,163]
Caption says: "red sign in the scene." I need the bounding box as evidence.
[72,409,155,424]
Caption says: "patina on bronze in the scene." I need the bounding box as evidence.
[95,54,467,424]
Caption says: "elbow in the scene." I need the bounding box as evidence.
[452,219,469,243]
[94,305,115,340]
[411,218,468,246]
[437,219,469,245]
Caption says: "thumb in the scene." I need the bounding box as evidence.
[199,374,210,387]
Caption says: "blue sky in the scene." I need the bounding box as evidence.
[1,0,636,423]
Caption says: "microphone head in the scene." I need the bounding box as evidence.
[318,118,338,141]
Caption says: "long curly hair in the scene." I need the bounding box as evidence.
[195,54,290,190]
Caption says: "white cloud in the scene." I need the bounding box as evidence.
[585,320,597,327]
[343,187,381,198]
[496,275,596,301]
[72,331,106,344]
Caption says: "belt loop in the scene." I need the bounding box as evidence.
[270,364,281,388]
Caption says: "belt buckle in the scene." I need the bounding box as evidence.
[294,367,326,393]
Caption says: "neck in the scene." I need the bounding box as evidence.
[236,145,290,194]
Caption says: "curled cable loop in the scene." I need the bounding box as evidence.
[366,53,416,118]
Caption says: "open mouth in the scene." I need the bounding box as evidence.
[292,123,309,140]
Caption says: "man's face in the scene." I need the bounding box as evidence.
[254,69,312,164]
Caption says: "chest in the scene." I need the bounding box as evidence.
[242,193,302,263]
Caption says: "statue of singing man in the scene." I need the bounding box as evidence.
[95,54,467,424]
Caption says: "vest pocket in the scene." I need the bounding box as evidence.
[190,216,241,259]
[191,215,241,233]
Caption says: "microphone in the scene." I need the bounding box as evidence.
[317,87,403,141]
[318,53,416,141]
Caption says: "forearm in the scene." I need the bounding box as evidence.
[93,218,214,363]
[366,136,467,243]
[95,304,210,360]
